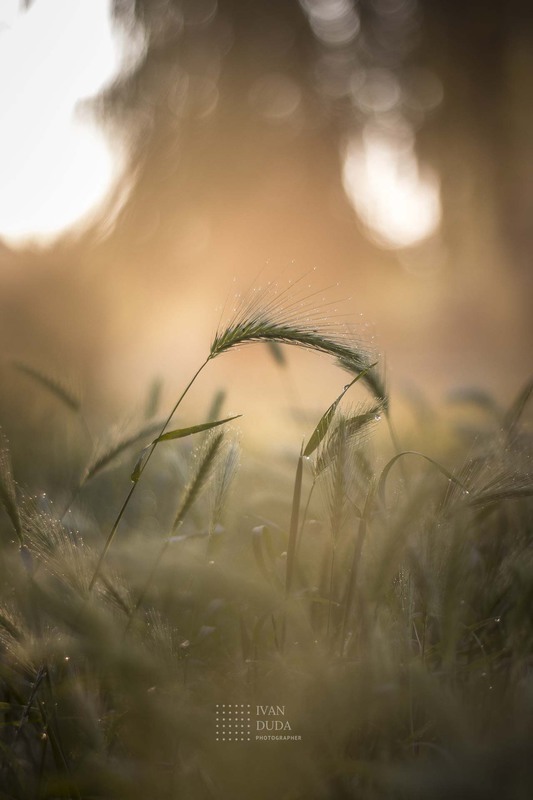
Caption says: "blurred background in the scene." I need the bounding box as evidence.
[0,0,532,442]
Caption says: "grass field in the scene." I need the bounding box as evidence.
[0,285,532,799]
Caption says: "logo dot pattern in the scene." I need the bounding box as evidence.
[215,704,252,741]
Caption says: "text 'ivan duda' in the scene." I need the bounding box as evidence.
[256,705,291,731]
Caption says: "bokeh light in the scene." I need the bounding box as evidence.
[342,120,441,248]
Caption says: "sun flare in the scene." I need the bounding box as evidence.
[0,0,142,246]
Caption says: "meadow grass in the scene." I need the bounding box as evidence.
[0,284,532,799]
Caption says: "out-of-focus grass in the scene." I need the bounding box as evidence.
[0,300,532,799]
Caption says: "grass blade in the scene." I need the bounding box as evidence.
[304,368,377,458]
[156,415,241,443]
[12,360,81,413]
[130,415,241,483]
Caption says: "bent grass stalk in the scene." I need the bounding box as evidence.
[88,284,379,592]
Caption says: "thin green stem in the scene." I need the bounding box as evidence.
[88,357,210,592]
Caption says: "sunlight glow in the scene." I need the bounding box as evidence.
[0,0,144,246]
[342,121,441,248]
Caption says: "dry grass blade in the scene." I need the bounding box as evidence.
[11,360,81,413]
[0,428,22,545]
